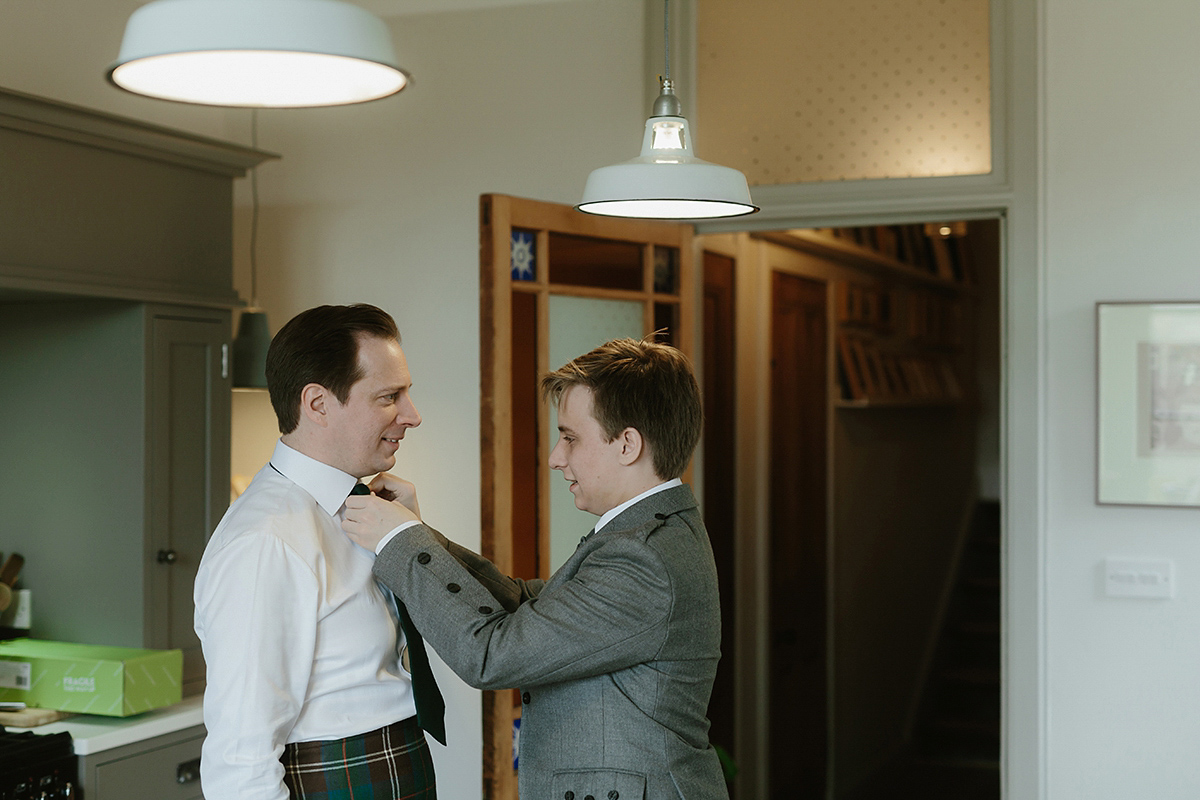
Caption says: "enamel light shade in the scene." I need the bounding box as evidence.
[576,79,757,220]
[107,0,408,107]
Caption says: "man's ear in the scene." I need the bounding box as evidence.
[616,427,645,466]
[299,383,332,428]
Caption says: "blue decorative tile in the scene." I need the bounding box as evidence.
[511,230,536,281]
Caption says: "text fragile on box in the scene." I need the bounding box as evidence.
[0,639,182,717]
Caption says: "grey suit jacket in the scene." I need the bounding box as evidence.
[373,483,728,800]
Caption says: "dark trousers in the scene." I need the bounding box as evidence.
[281,716,436,799]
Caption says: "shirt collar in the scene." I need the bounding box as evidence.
[593,478,683,535]
[269,440,360,517]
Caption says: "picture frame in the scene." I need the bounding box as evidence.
[1097,301,1200,506]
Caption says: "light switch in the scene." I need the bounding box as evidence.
[1104,558,1175,599]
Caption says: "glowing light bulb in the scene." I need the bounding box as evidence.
[651,120,686,151]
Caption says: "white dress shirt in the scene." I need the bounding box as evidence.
[195,441,416,800]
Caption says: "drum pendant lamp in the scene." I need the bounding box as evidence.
[107,0,409,107]
[576,0,757,220]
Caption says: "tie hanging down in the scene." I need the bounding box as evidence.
[350,483,446,745]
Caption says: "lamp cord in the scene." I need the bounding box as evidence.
[250,109,260,308]
[663,0,670,82]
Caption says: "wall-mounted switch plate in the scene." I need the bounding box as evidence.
[1104,558,1175,599]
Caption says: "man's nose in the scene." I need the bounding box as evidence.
[548,440,565,469]
[399,397,421,428]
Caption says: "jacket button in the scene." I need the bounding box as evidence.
[609,793,619,800]
[585,796,595,800]
[479,605,494,614]
[564,793,573,800]
[447,583,461,593]
[522,691,531,704]
[417,552,432,565]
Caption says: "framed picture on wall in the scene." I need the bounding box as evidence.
[1097,301,1200,506]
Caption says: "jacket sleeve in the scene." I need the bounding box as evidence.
[373,523,672,690]
[425,527,543,613]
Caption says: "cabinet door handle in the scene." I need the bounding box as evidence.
[157,549,178,565]
[177,757,201,784]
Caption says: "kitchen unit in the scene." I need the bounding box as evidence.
[38,696,206,800]
[0,89,269,703]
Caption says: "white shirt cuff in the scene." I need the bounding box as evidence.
[376,520,422,554]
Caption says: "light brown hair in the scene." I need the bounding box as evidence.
[540,337,703,479]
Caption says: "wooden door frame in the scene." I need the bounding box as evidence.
[478,194,695,799]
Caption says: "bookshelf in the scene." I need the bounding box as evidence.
[756,224,974,408]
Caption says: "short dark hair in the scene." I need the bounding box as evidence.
[265,304,400,434]
[540,337,703,479]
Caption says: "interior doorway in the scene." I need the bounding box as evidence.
[698,219,1001,800]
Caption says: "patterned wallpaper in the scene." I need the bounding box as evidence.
[696,0,991,184]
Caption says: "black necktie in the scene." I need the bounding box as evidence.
[350,483,447,744]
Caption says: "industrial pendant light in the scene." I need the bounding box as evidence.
[107,0,409,107]
[576,0,757,220]
[233,111,271,389]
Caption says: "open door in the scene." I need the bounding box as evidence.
[478,194,696,799]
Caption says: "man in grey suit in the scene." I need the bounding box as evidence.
[343,337,728,800]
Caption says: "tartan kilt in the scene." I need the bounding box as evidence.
[281,716,436,800]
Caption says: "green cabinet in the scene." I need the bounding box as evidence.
[0,88,267,697]
[147,311,232,692]
[0,302,230,695]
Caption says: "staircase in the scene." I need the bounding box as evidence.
[845,500,1001,800]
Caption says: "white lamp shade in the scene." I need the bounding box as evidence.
[108,0,409,107]
[577,115,758,220]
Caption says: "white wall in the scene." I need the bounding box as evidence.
[1,2,644,797]
[1045,0,1200,796]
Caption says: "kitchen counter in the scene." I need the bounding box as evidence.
[35,695,204,755]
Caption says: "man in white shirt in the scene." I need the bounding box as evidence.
[194,303,441,800]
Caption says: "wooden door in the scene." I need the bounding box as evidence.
[479,194,695,799]
[768,272,829,799]
[703,250,737,786]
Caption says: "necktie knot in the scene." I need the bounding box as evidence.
[349,483,371,497]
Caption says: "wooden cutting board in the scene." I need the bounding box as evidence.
[0,707,71,727]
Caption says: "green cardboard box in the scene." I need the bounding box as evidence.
[0,639,182,717]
